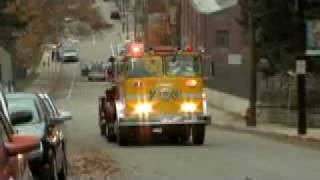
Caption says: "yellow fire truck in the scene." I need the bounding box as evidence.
[99,43,211,145]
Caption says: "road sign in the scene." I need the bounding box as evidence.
[296,60,307,75]
[306,20,320,56]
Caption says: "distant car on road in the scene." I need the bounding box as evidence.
[110,11,121,20]
[80,63,90,76]
[59,48,79,62]
[6,93,71,180]
[88,63,107,81]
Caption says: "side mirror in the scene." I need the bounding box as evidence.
[50,111,72,123]
[10,111,33,125]
[5,134,40,156]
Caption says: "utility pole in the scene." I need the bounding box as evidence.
[126,12,129,40]
[176,0,182,47]
[134,0,137,40]
[122,0,125,33]
[144,0,149,46]
[124,0,129,40]
[296,0,307,135]
[248,0,257,127]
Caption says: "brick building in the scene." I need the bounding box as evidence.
[180,0,250,99]
[143,0,177,46]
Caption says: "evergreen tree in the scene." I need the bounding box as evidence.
[239,0,302,75]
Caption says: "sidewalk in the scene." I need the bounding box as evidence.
[24,48,62,94]
[209,105,320,147]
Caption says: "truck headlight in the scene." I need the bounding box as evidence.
[181,102,197,112]
[134,103,153,114]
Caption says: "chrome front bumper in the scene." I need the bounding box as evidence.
[119,114,211,127]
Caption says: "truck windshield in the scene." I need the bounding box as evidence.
[165,55,201,76]
[126,57,163,77]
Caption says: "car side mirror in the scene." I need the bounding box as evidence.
[10,111,33,125]
[51,111,72,123]
[5,134,40,156]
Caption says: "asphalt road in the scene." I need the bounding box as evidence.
[50,1,320,180]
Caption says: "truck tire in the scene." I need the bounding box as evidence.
[100,124,106,136]
[192,125,205,145]
[106,123,116,142]
[180,126,191,143]
[117,128,128,146]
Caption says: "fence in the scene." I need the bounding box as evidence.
[257,73,320,127]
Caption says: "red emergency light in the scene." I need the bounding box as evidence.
[128,43,144,57]
[185,46,193,52]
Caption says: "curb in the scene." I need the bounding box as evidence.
[212,123,320,149]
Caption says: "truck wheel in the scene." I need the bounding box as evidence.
[100,124,106,136]
[169,136,179,143]
[180,126,191,143]
[192,125,205,145]
[106,123,116,142]
[117,128,128,146]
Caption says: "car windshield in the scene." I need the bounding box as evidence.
[126,57,163,77]
[91,64,105,72]
[165,55,201,76]
[7,98,40,124]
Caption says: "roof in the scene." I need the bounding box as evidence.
[190,0,238,14]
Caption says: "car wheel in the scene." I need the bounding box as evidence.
[58,148,68,180]
[192,125,205,145]
[48,150,59,180]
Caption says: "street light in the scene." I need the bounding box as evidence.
[126,12,129,40]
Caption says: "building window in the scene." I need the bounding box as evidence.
[216,30,229,48]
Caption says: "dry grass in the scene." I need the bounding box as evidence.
[68,148,120,177]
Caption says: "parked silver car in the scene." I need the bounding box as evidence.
[6,93,72,180]
[0,91,40,180]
